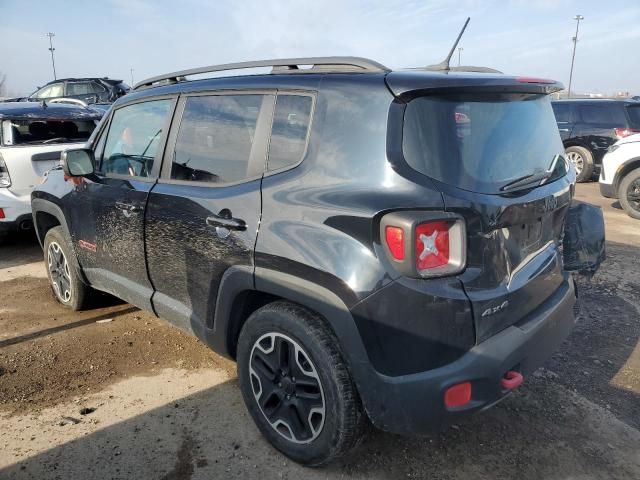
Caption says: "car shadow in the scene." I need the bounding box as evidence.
[1,370,638,479]
[0,230,42,269]
[611,200,622,210]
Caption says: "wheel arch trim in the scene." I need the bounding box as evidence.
[31,198,88,285]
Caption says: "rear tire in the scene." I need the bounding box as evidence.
[565,146,594,183]
[618,168,640,220]
[237,301,367,466]
[43,226,91,310]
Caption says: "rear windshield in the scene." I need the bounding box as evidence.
[626,104,640,128]
[402,93,566,194]
[5,119,98,146]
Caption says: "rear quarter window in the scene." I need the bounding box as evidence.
[267,95,313,171]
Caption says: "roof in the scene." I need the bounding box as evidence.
[40,77,125,86]
[0,102,105,121]
[123,56,562,104]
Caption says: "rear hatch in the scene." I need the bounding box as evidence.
[1,117,96,196]
[388,72,573,342]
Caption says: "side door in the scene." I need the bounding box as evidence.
[145,91,273,333]
[551,102,573,142]
[74,96,176,311]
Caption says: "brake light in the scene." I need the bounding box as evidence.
[0,208,5,219]
[416,221,450,269]
[0,153,11,188]
[515,76,556,84]
[614,127,640,139]
[385,226,405,260]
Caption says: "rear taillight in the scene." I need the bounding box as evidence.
[385,226,405,260]
[0,153,11,188]
[381,212,466,278]
[0,208,5,219]
[614,127,640,139]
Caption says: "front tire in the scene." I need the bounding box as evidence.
[43,226,90,310]
[565,145,594,182]
[237,301,366,466]
[618,168,640,220]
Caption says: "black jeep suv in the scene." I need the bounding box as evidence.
[32,57,599,466]
[552,99,640,182]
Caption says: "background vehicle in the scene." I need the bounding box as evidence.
[0,102,103,234]
[552,99,640,182]
[32,57,597,466]
[7,78,130,105]
[600,133,640,219]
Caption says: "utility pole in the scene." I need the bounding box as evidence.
[46,32,57,80]
[568,15,584,98]
[457,47,463,67]
[130,68,134,86]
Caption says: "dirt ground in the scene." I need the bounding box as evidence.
[1,182,639,479]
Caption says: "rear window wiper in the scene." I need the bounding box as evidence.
[500,155,565,192]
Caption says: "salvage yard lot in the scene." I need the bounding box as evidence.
[1,183,639,480]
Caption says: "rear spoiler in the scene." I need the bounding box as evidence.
[385,71,564,101]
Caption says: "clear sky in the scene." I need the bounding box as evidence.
[1,0,638,96]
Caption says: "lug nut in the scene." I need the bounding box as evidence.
[278,382,282,388]
[286,394,291,400]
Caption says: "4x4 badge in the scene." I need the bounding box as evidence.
[481,300,509,317]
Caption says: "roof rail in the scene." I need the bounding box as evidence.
[133,56,390,90]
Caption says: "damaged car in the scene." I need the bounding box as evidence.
[32,55,605,466]
[0,101,103,234]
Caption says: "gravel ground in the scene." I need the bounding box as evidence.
[0,182,639,479]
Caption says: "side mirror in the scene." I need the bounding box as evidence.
[61,148,95,176]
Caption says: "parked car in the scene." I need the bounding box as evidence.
[551,99,640,182]
[0,102,103,234]
[7,78,129,105]
[32,57,603,466]
[599,133,640,218]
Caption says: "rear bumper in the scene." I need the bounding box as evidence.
[0,188,32,224]
[362,277,576,435]
[0,214,33,232]
[599,182,616,199]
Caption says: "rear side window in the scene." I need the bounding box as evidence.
[5,119,97,145]
[552,103,570,123]
[101,99,171,177]
[267,95,313,171]
[579,104,627,125]
[626,105,640,128]
[171,95,264,184]
[402,93,565,194]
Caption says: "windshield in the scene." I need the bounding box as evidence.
[626,104,640,129]
[402,93,566,194]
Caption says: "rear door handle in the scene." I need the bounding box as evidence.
[206,209,246,231]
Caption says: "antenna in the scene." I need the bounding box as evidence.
[427,17,470,72]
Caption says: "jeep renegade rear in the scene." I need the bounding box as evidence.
[32,57,599,466]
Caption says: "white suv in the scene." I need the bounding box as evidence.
[599,133,640,219]
[0,102,103,234]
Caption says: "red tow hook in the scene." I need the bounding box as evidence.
[501,371,524,391]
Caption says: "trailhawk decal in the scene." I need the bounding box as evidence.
[78,240,97,252]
